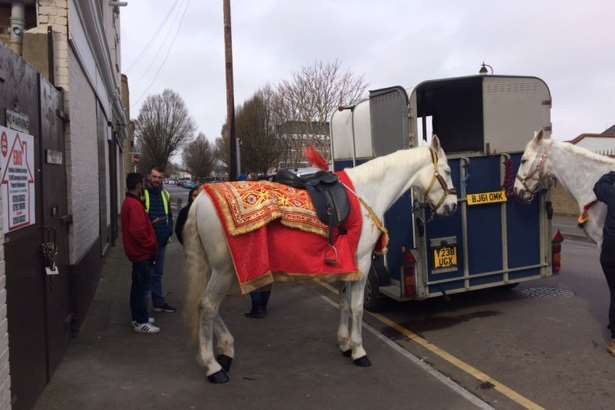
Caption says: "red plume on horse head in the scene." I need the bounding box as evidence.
[304,145,329,171]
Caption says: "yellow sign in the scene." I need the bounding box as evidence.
[466,190,507,206]
[433,246,458,269]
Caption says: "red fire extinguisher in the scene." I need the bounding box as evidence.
[552,229,564,274]
[401,246,416,297]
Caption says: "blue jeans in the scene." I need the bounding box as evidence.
[151,245,167,307]
[131,261,153,324]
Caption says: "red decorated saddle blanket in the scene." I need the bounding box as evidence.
[203,171,362,294]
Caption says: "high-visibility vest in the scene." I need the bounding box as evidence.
[144,189,170,215]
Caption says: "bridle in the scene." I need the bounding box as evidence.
[423,148,457,212]
[515,141,553,199]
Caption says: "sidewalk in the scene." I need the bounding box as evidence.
[33,239,481,410]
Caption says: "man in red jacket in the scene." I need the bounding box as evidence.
[121,173,160,334]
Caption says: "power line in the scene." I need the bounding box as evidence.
[131,0,191,111]
[128,0,187,83]
[124,0,183,73]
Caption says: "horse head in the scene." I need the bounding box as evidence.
[514,129,555,203]
[417,136,458,216]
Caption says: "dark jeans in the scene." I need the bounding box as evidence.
[600,247,615,339]
[151,245,166,307]
[131,261,153,324]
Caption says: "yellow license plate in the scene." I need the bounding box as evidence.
[433,246,458,269]
[467,190,507,206]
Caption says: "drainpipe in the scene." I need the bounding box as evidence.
[9,1,25,56]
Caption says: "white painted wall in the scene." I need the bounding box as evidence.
[68,48,100,264]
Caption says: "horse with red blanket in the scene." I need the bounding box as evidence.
[183,137,457,383]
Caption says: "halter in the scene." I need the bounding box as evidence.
[423,148,457,211]
[515,141,553,199]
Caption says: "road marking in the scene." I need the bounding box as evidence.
[318,281,546,410]
[319,295,494,410]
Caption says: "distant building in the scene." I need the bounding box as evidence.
[278,121,329,169]
[568,125,615,157]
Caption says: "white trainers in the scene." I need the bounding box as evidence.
[133,322,160,334]
[131,317,155,327]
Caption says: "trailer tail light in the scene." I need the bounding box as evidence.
[402,246,417,297]
[552,229,563,274]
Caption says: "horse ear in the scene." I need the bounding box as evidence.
[534,129,544,142]
[431,134,441,151]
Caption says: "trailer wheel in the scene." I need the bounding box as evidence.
[364,265,383,312]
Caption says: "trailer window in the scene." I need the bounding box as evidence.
[416,77,484,153]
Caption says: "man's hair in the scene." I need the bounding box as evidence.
[126,172,143,191]
[150,166,165,175]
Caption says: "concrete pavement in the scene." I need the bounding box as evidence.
[33,238,488,410]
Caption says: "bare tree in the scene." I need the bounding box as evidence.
[135,89,195,172]
[183,133,216,181]
[213,124,231,172]
[235,89,285,175]
[274,60,367,167]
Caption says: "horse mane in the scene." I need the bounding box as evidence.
[349,147,430,185]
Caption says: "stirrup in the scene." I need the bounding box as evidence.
[325,244,338,266]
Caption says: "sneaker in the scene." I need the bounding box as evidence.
[131,317,155,327]
[608,339,615,356]
[153,303,177,313]
[133,322,160,334]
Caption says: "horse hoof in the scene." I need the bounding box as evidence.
[217,354,233,373]
[341,350,352,358]
[353,356,372,367]
[207,370,230,384]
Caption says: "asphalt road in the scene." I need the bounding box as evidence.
[160,188,615,408]
[352,238,615,410]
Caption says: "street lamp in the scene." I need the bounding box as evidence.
[479,62,494,75]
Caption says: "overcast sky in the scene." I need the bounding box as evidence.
[121,0,615,144]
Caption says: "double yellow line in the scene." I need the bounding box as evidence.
[318,281,545,410]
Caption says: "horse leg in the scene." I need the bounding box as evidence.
[213,315,234,373]
[348,256,372,367]
[337,283,352,357]
[198,268,234,383]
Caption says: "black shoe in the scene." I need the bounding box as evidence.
[153,303,177,313]
[244,307,266,319]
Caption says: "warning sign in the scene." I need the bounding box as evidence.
[0,126,35,233]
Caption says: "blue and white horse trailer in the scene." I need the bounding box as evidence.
[330,74,554,309]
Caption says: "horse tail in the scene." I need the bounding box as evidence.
[183,198,210,342]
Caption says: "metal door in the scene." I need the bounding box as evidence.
[0,46,47,410]
[39,78,71,377]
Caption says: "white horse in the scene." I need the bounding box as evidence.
[183,136,458,383]
[514,129,614,245]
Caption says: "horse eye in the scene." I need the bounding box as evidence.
[521,159,527,164]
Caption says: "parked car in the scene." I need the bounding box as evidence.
[181,180,198,189]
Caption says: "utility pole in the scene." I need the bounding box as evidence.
[223,0,237,180]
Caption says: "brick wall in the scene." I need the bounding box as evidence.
[0,183,11,410]
[552,183,579,216]
[68,48,100,264]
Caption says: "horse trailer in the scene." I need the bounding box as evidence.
[330,74,554,308]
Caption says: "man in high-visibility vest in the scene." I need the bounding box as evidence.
[144,167,176,313]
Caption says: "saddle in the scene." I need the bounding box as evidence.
[273,169,351,264]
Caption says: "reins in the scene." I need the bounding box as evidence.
[515,141,553,199]
[423,148,457,212]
